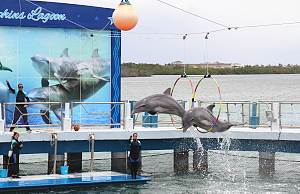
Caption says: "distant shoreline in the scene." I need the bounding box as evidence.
[121,63,300,77]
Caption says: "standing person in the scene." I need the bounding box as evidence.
[128,133,141,179]
[9,132,24,178]
[6,79,31,132]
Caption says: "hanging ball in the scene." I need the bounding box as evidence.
[112,0,138,31]
[73,125,80,131]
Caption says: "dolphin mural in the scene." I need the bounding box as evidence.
[27,78,109,121]
[0,62,13,72]
[132,88,186,118]
[31,48,110,88]
[182,104,243,133]
[0,82,11,119]
[75,49,110,83]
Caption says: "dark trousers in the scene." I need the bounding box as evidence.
[9,153,20,176]
[10,106,30,130]
[130,162,138,179]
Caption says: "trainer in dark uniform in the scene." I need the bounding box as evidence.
[129,133,141,179]
[6,79,31,132]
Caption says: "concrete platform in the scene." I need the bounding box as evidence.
[0,171,151,192]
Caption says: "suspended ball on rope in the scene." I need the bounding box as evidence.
[73,125,80,131]
[112,0,138,31]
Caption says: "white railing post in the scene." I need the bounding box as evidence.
[271,103,280,131]
[63,103,72,132]
[124,102,133,131]
[0,103,4,133]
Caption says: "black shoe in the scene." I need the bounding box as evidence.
[15,176,21,178]
[26,128,32,131]
[10,128,14,132]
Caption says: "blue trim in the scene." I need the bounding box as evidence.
[0,0,118,30]
[110,29,121,128]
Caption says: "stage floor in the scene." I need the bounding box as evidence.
[0,171,151,192]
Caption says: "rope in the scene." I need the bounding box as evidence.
[192,75,222,133]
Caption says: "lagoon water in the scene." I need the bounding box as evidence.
[7,74,300,193]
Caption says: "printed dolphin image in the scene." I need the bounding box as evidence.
[27,78,109,121]
[0,62,13,72]
[0,82,11,119]
[31,48,110,88]
[75,49,110,83]
[132,88,186,118]
[182,104,242,133]
[31,48,80,86]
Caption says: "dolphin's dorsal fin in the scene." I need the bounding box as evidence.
[92,49,100,58]
[206,104,215,112]
[200,120,213,127]
[163,88,171,95]
[60,48,70,58]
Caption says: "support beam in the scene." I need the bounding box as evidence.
[48,154,65,174]
[67,153,82,173]
[111,152,126,173]
[193,150,208,173]
[259,152,275,175]
[174,149,189,172]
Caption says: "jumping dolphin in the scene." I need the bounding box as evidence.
[182,105,242,133]
[132,88,186,118]
[27,78,109,121]
[0,62,13,72]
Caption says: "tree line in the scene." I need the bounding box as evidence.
[121,63,300,77]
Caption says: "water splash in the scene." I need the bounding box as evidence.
[190,127,204,150]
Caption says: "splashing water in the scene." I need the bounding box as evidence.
[190,127,204,150]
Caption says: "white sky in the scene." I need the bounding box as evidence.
[35,0,300,66]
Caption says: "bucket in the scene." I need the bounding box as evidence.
[60,166,69,175]
[0,169,8,178]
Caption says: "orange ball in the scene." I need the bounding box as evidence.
[112,3,138,31]
[73,125,80,131]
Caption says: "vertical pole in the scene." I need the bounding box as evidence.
[174,149,189,172]
[53,133,57,174]
[63,103,72,132]
[124,102,133,131]
[89,133,95,172]
[111,152,127,173]
[259,152,275,176]
[271,103,280,131]
[0,103,4,134]
[193,150,208,173]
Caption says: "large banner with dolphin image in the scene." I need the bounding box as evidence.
[0,0,121,128]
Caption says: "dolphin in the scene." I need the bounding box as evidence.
[182,104,242,133]
[0,62,13,72]
[75,49,110,81]
[0,82,11,119]
[27,78,109,121]
[132,88,186,118]
[31,48,110,88]
[31,48,80,86]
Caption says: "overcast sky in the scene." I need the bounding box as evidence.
[35,0,300,66]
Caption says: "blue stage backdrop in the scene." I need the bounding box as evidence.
[0,0,121,128]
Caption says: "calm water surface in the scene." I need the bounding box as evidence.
[7,75,300,193]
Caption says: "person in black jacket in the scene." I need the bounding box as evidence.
[9,132,24,178]
[128,133,141,179]
[6,80,31,132]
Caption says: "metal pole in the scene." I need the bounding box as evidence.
[52,133,58,174]
[89,133,95,172]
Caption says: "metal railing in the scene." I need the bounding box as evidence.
[131,100,300,130]
[3,102,63,132]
